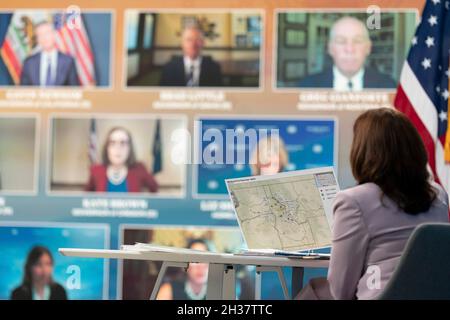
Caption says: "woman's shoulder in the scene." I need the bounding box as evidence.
[50,282,67,299]
[336,183,382,204]
[50,282,66,291]
[89,164,107,173]
[430,181,449,207]
[10,285,31,300]
[337,181,449,213]
[129,162,150,173]
[332,183,382,220]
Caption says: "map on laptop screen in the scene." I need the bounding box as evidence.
[225,167,339,252]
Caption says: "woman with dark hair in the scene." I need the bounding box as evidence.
[296,108,449,300]
[85,126,159,193]
[11,246,67,300]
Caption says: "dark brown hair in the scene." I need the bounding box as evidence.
[350,108,436,214]
[102,127,137,167]
[22,246,54,288]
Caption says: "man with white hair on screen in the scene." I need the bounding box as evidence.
[160,23,223,87]
[298,16,396,90]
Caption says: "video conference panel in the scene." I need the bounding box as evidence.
[0,1,422,300]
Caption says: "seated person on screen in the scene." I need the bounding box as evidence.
[85,127,159,193]
[295,108,449,300]
[298,16,396,90]
[159,24,223,87]
[157,239,210,300]
[11,246,67,300]
[20,21,80,87]
[250,135,289,176]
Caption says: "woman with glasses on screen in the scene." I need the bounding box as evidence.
[11,246,67,300]
[85,127,159,193]
[296,108,449,300]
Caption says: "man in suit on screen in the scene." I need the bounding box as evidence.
[159,24,223,87]
[298,16,396,91]
[20,21,80,87]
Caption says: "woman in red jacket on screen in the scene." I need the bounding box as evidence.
[85,127,159,193]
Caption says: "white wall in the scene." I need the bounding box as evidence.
[0,118,36,192]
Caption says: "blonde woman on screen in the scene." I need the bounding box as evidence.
[250,135,289,176]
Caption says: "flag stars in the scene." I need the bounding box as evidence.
[422,58,432,69]
[443,89,449,100]
[411,36,418,45]
[446,68,450,78]
[436,86,441,93]
[446,1,450,9]
[425,36,435,47]
[439,111,447,122]
[431,0,441,4]
[428,15,438,26]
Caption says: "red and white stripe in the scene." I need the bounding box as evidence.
[394,62,450,192]
[0,12,95,86]
[89,124,98,165]
[54,19,95,86]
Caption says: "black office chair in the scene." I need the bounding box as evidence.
[378,223,450,299]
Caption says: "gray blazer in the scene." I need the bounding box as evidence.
[327,182,449,300]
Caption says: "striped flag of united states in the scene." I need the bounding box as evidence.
[394,0,450,191]
[0,10,95,86]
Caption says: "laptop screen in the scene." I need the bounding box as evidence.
[225,166,339,252]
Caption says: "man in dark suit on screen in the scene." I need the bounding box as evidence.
[20,21,80,87]
[159,24,223,87]
[298,16,396,91]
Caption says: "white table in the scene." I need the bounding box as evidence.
[59,248,329,300]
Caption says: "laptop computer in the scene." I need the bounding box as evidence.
[225,166,339,254]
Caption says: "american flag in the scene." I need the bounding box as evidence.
[53,12,96,86]
[0,10,95,86]
[394,0,450,191]
[89,118,98,165]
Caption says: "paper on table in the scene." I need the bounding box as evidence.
[237,249,278,255]
[121,243,218,255]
